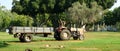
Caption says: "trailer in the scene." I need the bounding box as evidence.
[8,26,54,42]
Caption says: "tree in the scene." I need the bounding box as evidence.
[0,6,12,31]
[10,13,33,26]
[113,7,120,22]
[95,0,116,9]
[12,0,116,27]
[103,7,120,31]
[104,11,114,25]
[78,0,116,9]
[104,7,120,25]
[12,0,116,16]
[67,2,103,27]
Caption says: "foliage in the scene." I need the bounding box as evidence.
[81,0,117,9]
[104,7,120,25]
[12,0,76,16]
[67,2,103,26]
[0,7,12,31]
[116,22,120,31]
[101,6,120,31]
[112,7,120,22]
[12,0,116,27]
[0,6,33,31]
[12,0,116,16]
[10,13,33,26]
[104,11,114,25]
[35,13,51,27]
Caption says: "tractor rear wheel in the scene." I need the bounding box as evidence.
[60,29,71,40]
[23,34,33,42]
[19,34,24,42]
[19,34,33,42]
[54,32,61,40]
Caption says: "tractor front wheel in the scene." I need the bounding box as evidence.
[79,35,84,40]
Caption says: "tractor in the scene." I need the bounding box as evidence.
[54,20,86,40]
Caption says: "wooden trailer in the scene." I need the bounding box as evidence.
[8,26,54,42]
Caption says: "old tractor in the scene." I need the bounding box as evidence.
[54,20,86,40]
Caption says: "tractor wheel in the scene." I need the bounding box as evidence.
[19,34,24,42]
[60,29,71,40]
[79,35,84,40]
[23,34,33,42]
[73,37,78,40]
[54,32,61,40]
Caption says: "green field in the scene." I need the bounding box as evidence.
[0,32,120,51]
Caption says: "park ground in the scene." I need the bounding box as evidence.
[0,32,120,51]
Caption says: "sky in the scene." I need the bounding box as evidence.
[0,0,120,10]
[110,0,120,10]
[0,0,12,10]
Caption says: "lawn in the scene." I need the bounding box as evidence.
[0,32,120,51]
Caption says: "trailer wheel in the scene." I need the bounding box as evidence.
[54,32,61,40]
[60,29,71,40]
[19,34,24,42]
[79,35,84,40]
[73,37,78,40]
[23,34,33,42]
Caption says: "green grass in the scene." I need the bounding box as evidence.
[0,32,120,51]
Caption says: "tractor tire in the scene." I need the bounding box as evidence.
[60,29,71,40]
[54,32,61,40]
[19,34,24,42]
[79,35,84,40]
[22,34,33,42]
[73,37,78,40]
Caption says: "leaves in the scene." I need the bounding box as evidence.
[10,13,33,26]
[11,0,116,27]
[0,6,33,31]
[67,2,103,26]
[104,7,120,25]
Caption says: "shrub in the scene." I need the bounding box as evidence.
[116,22,120,31]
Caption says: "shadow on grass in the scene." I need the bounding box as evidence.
[33,39,57,42]
[6,39,58,43]
[0,41,9,48]
[6,38,77,43]
[6,41,21,43]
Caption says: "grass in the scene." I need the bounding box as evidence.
[0,32,120,51]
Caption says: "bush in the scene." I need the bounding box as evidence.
[0,6,33,31]
[116,22,120,31]
[10,13,33,26]
[0,8,12,31]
